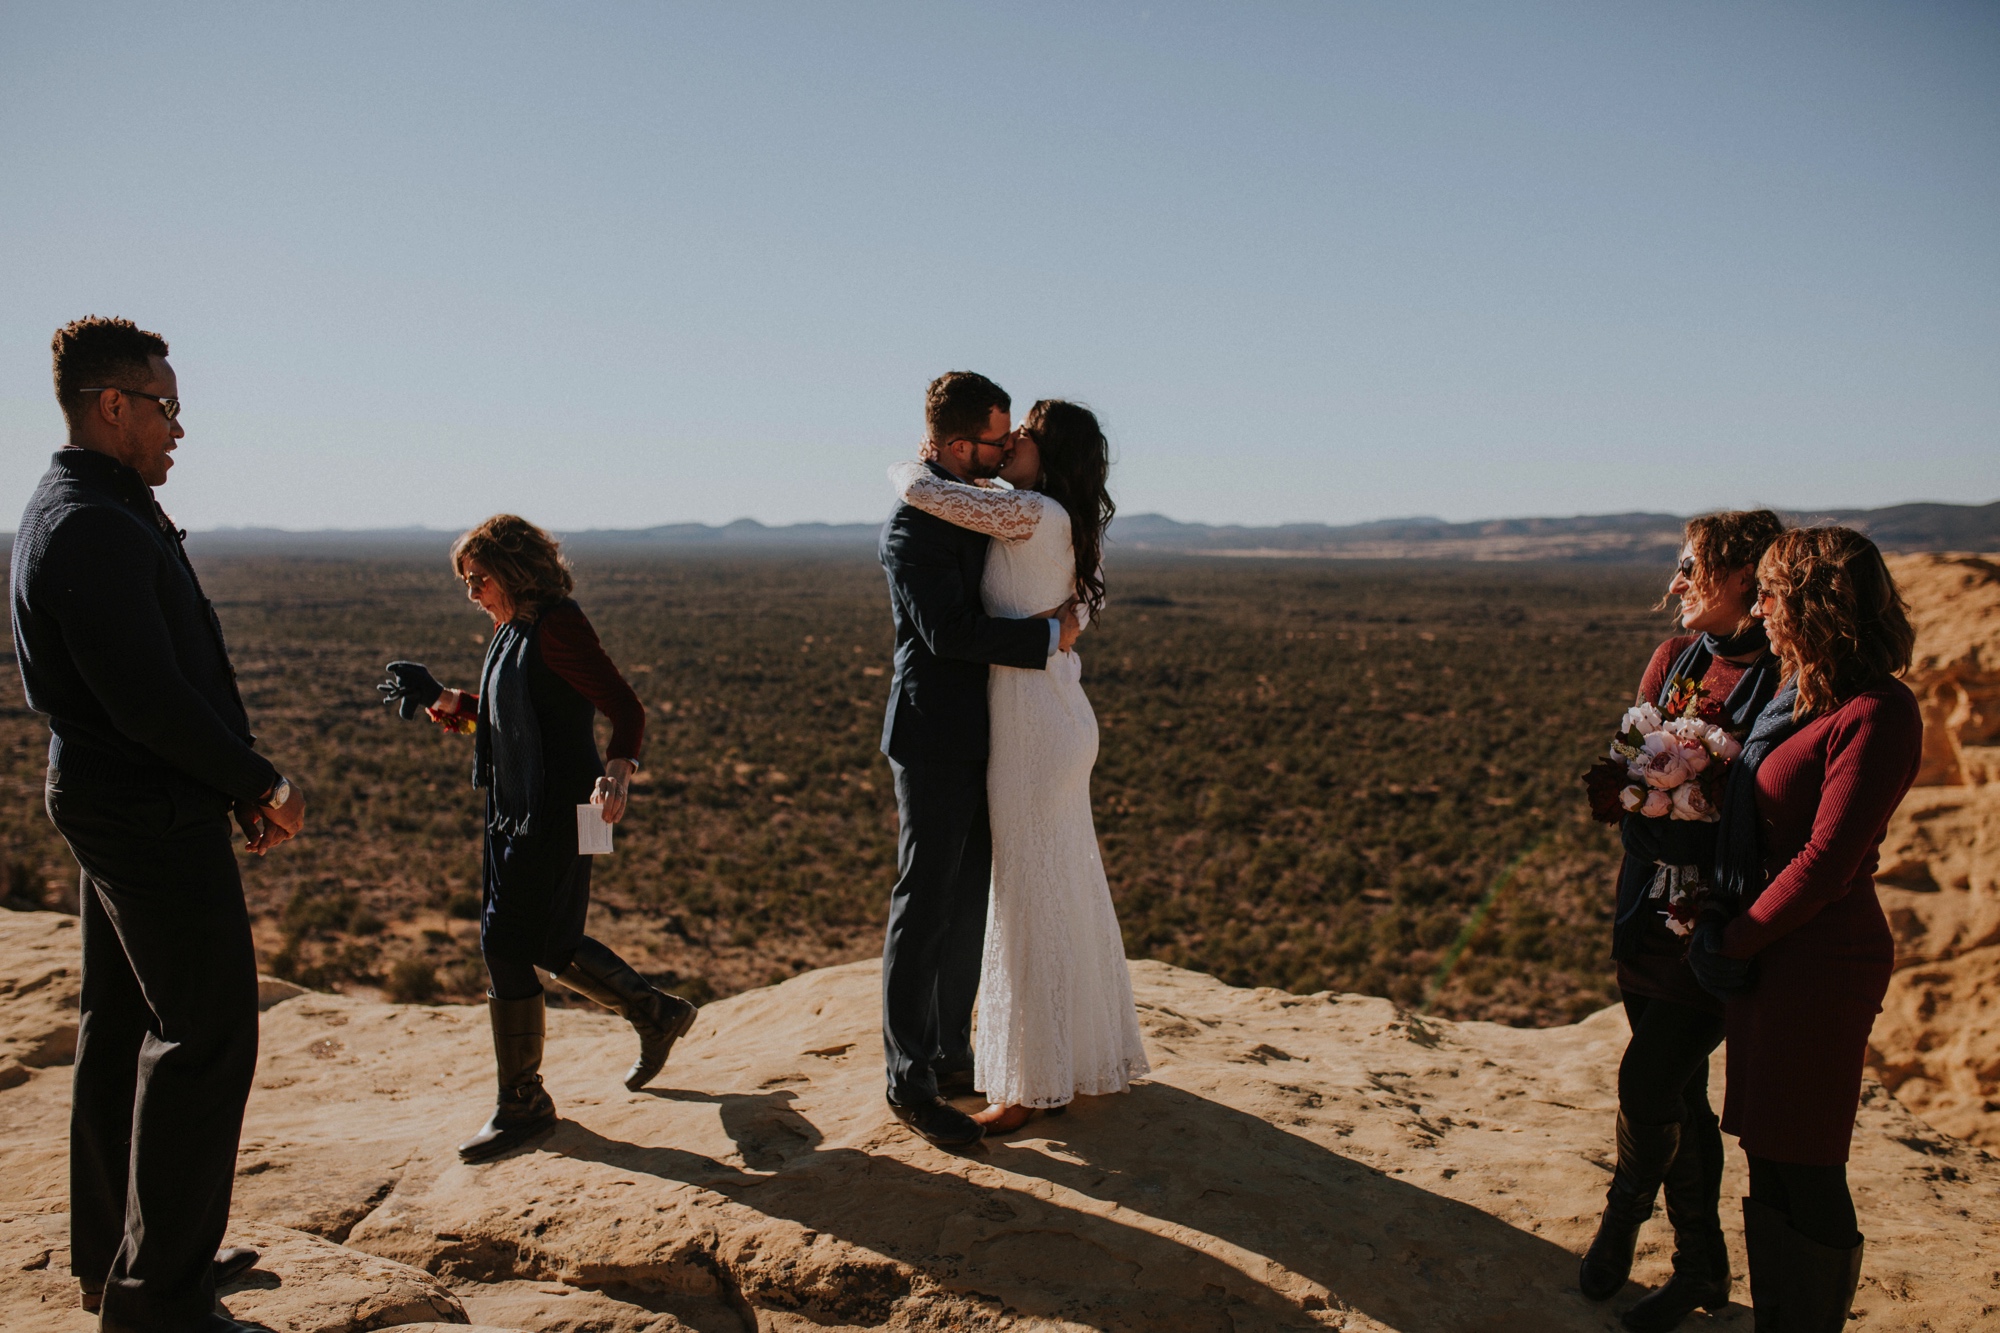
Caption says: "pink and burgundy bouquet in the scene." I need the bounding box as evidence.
[1582,678,1744,936]
[1583,677,1740,827]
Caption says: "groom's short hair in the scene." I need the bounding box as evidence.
[925,371,1010,444]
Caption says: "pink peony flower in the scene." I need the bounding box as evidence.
[1670,781,1718,822]
[1708,730,1742,762]
[1619,785,1647,812]
[1678,740,1711,775]
[1641,789,1672,818]
[1638,734,1691,790]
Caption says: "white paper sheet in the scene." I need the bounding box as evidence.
[577,803,614,855]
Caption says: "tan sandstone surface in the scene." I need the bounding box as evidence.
[1870,554,2000,1146]
[3,912,1996,1332]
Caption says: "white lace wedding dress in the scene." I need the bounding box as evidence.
[889,462,1151,1107]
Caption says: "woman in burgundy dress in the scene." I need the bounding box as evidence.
[1687,526,1920,1331]
[1580,510,1785,1331]
[377,515,697,1163]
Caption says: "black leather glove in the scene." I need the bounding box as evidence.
[1621,812,1720,868]
[378,661,443,720]
[1687,910,1757,1001]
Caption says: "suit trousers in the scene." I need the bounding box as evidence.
[882,758,990,1103]
[47,774,259,1332]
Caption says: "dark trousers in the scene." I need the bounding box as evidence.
[882,758,990,1103]
[1620,991,1726,1129]
[480,813,592,984]
[48,775,259,1333]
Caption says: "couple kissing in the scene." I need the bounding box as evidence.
[877,370,1150,1148]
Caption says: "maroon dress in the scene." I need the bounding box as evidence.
[1617,637,1749,1017]
[1719,682,1921,1164]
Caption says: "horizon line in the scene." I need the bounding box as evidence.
[90,494,2000,539]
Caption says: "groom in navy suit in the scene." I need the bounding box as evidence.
[878,371,1079,1146]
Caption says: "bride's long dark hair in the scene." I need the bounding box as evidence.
[1023,399,1114,618]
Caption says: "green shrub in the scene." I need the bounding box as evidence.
[385,957,439,1003]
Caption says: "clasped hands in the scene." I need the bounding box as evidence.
[235,782,304,856]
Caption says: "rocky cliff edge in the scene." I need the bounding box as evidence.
[2,911,1995,1333]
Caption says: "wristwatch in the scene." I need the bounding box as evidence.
[261,776,292,810]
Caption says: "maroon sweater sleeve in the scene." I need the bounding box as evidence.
[1723,688,1922,957]
[536,604,646,762]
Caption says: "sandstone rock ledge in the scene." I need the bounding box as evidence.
[2,910,1996,1332]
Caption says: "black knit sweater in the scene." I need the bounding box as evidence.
[9,448,278,802]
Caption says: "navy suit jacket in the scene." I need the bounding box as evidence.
[879,463,1050,767]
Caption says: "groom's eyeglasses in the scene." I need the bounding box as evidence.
[951,431,1015,453]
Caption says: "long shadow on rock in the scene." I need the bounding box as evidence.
[988,1080,1609,1333]
[556,1086,1613,1333]
[554,1114,1324,1331]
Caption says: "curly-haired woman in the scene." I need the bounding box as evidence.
[1686,527,1920,1330]
[1580,510,1786,1331]
[378,515,696,1163]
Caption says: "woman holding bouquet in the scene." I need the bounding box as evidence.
[1579,510,1786,1330]
[1687,528,1919,1330]
[376,515,697,1164]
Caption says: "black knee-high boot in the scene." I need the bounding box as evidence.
[1621,1112,1730,1330]
[458,993,558,1163]
[555,936,698,1091]
[1777,1217,1864,1332]
[1581,1113,1682,1300]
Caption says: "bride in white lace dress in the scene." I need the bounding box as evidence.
[888,399,1150,1131]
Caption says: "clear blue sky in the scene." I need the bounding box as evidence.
[2,2,1995,532]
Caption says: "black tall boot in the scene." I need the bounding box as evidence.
[458,993,558,1163]
[1741,1197,1787,1332]
[1778,1218,1864,1333]
[1580,1113,1682,1301]
[556,935,698,1091]
[1621,1114,1731,1330]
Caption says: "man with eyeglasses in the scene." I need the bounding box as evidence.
[10,316,304,1331]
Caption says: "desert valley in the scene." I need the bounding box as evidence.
[1,546,1996,1331]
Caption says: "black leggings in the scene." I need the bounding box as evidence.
[1747,1155,1858,1249]
[1619,991,1724,1127]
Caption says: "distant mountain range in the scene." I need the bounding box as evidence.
[145,497,2000,562]
[1105,500,2000,562]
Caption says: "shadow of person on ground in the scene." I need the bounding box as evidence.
[988,1079,1619,1331]
[553,1080,1622,1332]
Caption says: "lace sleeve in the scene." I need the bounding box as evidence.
[888,461,1044,542]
